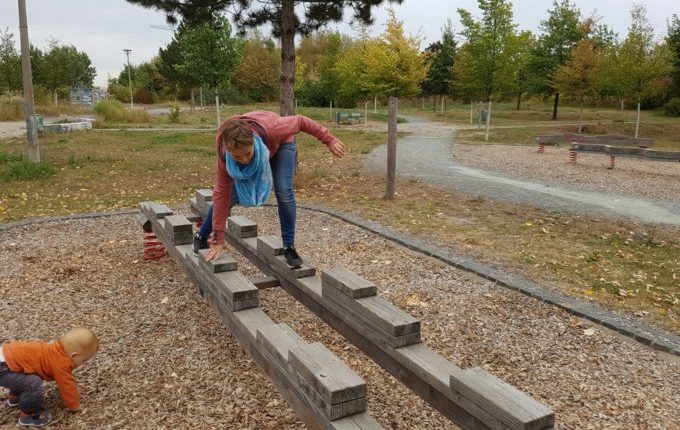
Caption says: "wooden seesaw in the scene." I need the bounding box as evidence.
[136,191,555,430]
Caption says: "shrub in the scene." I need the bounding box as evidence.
[95,100,127,122]
[0,154,55,182]
[94,100,150,123]
[663,98,680,117]
[134,88,156,104]
[168,105,180,123]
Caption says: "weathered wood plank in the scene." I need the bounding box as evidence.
[450,367,555,430]
[257,235,285,256]
[322,284,419,337]
[322,268,377,299]
[289,342,367,405]
[228,215,258,238]
[198,249,238,273]
[251,275,280,289]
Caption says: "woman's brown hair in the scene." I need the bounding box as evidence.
[219,118,253,156]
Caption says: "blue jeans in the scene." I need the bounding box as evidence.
[201,142,297,248]
[0,362,43,413]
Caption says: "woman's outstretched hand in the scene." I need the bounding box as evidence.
[328,140,346,158]
[205,243,229,261]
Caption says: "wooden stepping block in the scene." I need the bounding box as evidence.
[209,270,259,311]
[449,367,555,430]
[146,202,173,219]
[257,323,307,365]
[198,249,238,273]
[164,215,194,245]
[195,189,213,207]
[257,235,317,278]
[289,342,367,420]
[228,215,258,238]
[135,213,152,233]
[322,270,420,337]
[322,268,377,299]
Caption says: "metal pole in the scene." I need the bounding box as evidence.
[18,0,39,162]
[385,97,398,200]
[484,100,491,141]
[123,49,133,109]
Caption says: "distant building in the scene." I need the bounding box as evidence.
[70,87,108,106]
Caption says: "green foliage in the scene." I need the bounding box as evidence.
[168,105,181,123]
[232,31,280,102]
[664,98,680,117]
[0,153,55,182]
[667,15,680,98]
[0,28,22,94]
[454,0,518,101]
[422,21,456,96]
[94,100,150,123]
[34,40,96,97]
[134,88,156,104]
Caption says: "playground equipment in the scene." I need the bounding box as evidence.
[137,191,555,430]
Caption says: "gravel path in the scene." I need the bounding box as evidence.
[362,119,680,226]
[0,122,24,139]
[1,208,679,429]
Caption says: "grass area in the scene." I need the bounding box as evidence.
[0,95,92,121]
[2,103,678,336]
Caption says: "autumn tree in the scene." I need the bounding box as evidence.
[36,40,96,105]
[554,20,600,133]
[126,0,403,117]
[422,21,456,108]
[666,15,680,98]
[617,4,673,137]
[233,32,280,102]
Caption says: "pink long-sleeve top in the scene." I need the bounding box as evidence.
[212,110,340,244]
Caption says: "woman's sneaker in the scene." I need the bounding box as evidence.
[193,233,209,256]
[6,393,19,407]
[283,246,303,269]
[18,409,52,427]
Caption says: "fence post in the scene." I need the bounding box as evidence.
[386,97,398,200]
[364,101,368,127]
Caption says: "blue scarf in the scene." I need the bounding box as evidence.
[226,134,272,207]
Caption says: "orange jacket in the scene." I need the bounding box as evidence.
[1,341,79,410]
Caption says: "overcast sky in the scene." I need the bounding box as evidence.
[1,1,678,87]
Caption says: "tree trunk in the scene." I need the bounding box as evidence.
[635,98,641,138]
[215,94,220,128]
[516,90,522,110]
[54,91,58,107]
[578,97,584,134]
[374,96,377,113]
[551,91,559,120]
[484,100,491,141]
[190,88,195,111]
[199,86,204,109]
[440,94,445,114]
[279,0,295,116]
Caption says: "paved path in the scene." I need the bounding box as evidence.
[364,116,680,226]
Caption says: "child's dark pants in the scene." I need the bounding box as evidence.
[0,362,43,412]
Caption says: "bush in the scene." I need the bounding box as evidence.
[663,98,680,117]
[0,152,55,182]
[167,105,180,123]
[94,100,150,123]
[134,88,156,104]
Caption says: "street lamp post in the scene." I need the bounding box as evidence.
[123,49,133,109]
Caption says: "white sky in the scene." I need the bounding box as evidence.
[1,0,678,87]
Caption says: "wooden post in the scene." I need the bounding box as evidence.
[440,95,445,114]
[364,101,368,127]
[329,100,333,119]
[470,103,473,124]
[18,0,39,162]
[215,94,220,128]
[385,97,398,200]
[374,95,377,113]
[484,100,491,142]
[635,99,641,138]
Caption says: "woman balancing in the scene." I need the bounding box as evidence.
[197,110,345,268]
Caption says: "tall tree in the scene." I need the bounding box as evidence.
[455,0,518,140]
[618,4,673,137]
[0,28,22,94]
[554,20,600,133]
[233,32,280,101]
[667,15,680,98]
[423,21,456,105]
[125,0,403,116]
[507,30,535,110]
[36,40,96,105]
[175,14,244,115]
[527,0,582,119]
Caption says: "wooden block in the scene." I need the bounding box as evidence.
[251,275,280,289]
[293,381,366,421]
[322,268,377,299]
[330,413,384,430]
[164,215,194,245]
[449,367,555,430]
[257,235,284,256]
[257,324,307,364]
[233,307,275,340]
[228,215,258,238]
[196,189,213,205]
[289,342,366,405]
[135,213,152,232]
[322,291,421,348]
[148,203,173,219]
[174,244,194,261]
[212,270,259,303]
[322,285,419,337]
[198,249,238,273]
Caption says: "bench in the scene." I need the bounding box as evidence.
[335,111,364,125]
[535,134,654,153]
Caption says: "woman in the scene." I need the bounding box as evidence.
[199,110,345,267]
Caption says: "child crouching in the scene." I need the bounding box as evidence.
[0,327,99,427]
